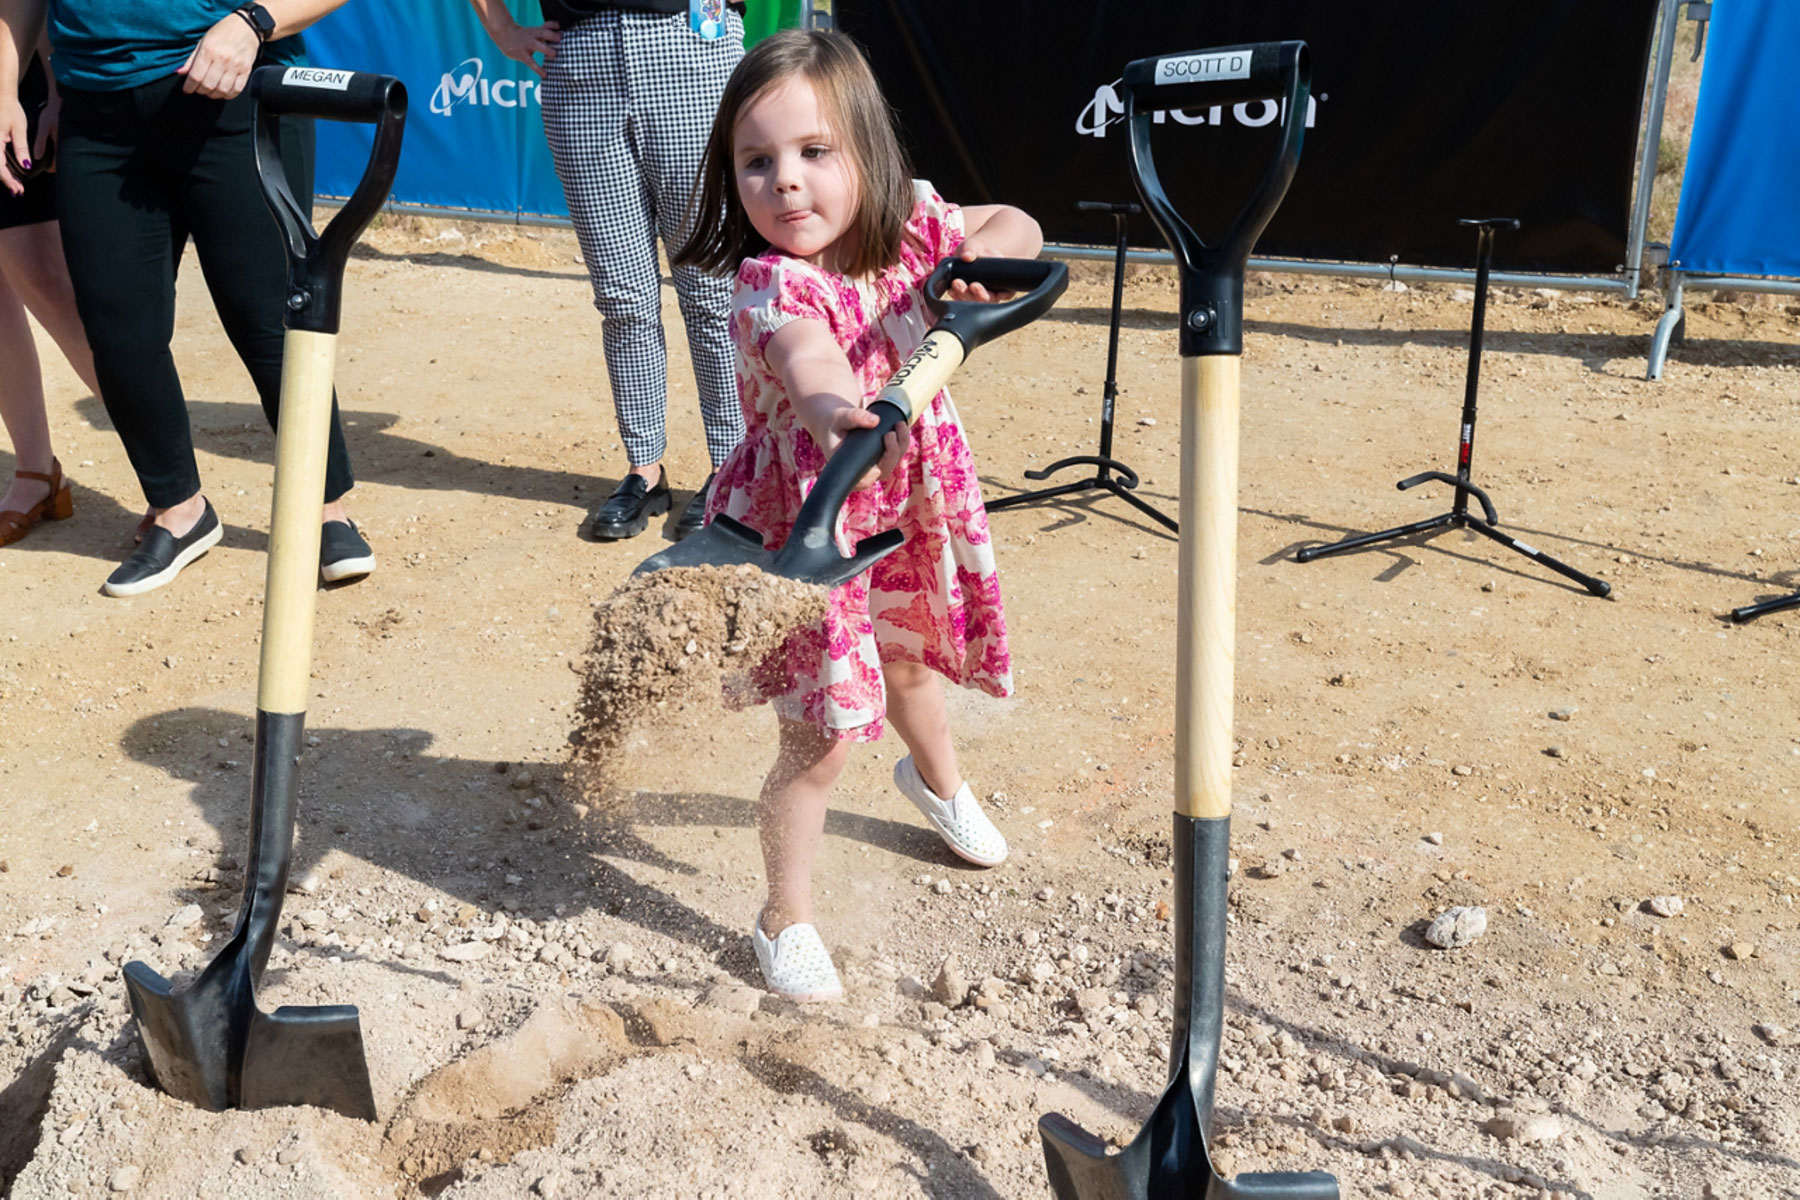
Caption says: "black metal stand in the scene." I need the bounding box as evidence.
[1731,588,1800,623]
[1294,219,1610,598]
[986,201,1177,533]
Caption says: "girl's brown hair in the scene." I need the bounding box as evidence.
[673,29,915,279]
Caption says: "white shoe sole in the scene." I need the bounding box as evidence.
[320,552,376,583]
[101,521,223,597]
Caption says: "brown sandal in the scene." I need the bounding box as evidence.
[0,458,73,547]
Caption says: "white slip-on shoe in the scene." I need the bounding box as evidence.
[893,755,1009,867]
[752,912,843,1003]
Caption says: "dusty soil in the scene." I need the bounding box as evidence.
[574,564,827,787]
[2,211,1799,1200]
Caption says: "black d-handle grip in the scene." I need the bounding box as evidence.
[1121,40,1309,357]
[251,66,407,335]
[922,257,1069,356]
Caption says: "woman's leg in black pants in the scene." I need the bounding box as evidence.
[54,88,198,510]
[183,93,355,504]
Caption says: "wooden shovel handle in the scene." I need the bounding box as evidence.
[1176,355,1239,820]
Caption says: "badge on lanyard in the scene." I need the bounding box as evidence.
[689,0,726,39]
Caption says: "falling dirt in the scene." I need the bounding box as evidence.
[573,564,828,791]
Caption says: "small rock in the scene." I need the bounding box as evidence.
[699,983,762,1016]
[1424,906,1488,950]
[1753,1023,1790,1047]
[1450,764,1473,777]
[1550,707,1577,721]
[1035,887,1055,902]
[439,942,494,962]
[276,1144,301,1166]
[56,864,74,877]
[165,904,204,930]
[1724,942,1756,961]
[1518,1115,1563,1145]
[108,1165,141,1192]
[1545,745,1567,758]
[533,1175,562,1199]
[933,879,953,896]
[456,1008,483,1030]
[603,942,635,971]
[1424,832,1444,846]
[1073,988,1109,1018]
[932,955,968,1007]
[1646,895,1684,918]
[976,1042,996,1070]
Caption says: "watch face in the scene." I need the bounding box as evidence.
[245,4,275,35]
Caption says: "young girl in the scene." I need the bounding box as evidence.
[673,28,1043,1002]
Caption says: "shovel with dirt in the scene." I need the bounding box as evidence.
[634,255,1068,589]
[123,66,407,1121]
[1036,42,1340,1199]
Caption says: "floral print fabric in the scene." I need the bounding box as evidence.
[706,181,1012,740]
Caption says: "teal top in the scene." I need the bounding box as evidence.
[49,0,305,93]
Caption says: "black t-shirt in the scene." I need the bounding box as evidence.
[541,0,686,24]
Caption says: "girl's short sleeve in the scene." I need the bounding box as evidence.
[733,255,842,358]
[905,179,966,268]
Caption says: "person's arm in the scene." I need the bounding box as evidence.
[0,0,46,193]
[177,0,354,100]
[765,318,909,487]
[945,204,1043,302]
[469,0,560,79]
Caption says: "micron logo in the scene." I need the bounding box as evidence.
[429,57,541,116]
[1075,78,1324,138]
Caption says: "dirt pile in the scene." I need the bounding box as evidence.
[573,564,827,789]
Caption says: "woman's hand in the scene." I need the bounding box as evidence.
[0,95,28,194]
[485,17,561,78]
[820,404,911,490]
[177,13,263,98]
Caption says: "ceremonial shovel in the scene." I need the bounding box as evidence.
[635,256,1067,589]
[124,67,406,1121]
[1037,42,1339,1199]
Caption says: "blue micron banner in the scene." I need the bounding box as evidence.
[306,1,569,220]
[1669,0,1800,279]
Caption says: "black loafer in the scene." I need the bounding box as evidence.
[587,471,670,540]
[674,472,716,541]
[320,519,376,583]
[103,500,223,597]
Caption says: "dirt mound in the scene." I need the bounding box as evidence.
[573,564,828,789]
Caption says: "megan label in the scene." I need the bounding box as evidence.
[282,67,355,91]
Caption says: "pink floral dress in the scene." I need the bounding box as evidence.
[706,181,1011,741]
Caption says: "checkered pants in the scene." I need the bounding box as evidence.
[540,8,745,469]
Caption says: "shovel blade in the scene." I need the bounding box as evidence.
[241,1002,377,1120]
[1040,1079,1338,1200]
[633,514,770,576]
[124,959,237,1112]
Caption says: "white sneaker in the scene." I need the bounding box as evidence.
[893,755,1009,867]
[752,913,843,1003]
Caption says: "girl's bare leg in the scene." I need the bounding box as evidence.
[759,717,852,938]
[883,658,963,798]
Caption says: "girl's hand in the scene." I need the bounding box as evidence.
[945,236,1016,303]
[822,404,911,490]
[484,17,561,77]
[177,14,262,98]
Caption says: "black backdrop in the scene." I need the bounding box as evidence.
[834,1,1659,273]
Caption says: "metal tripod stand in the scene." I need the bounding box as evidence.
[1294,218,1610,598]
[987,201,1177,532]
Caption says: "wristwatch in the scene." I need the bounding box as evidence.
[234,3,276,42]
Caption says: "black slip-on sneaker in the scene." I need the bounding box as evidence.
[675,472,716,542]
[102,500,223,597]
[320,519,376,583]
[587,471,670,541]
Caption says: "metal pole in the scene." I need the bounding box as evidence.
[1626,0,1683,300]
